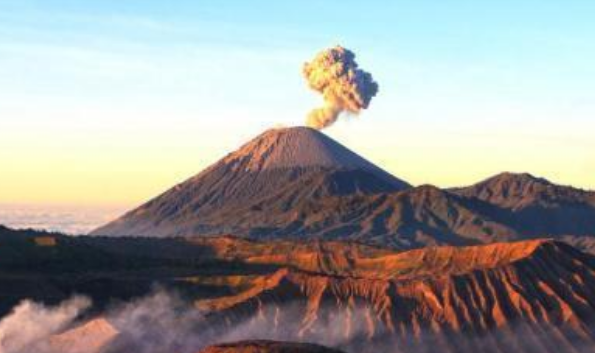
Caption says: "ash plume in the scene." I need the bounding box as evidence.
[303,46,379,129]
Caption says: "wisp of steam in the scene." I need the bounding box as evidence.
[303,45,379,130]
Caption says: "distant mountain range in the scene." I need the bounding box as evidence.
[91,126,595,252]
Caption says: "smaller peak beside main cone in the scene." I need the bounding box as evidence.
[91,126,410,238]
[473,172,553,188]
[452,171,594,210]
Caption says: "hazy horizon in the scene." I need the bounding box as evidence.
[0,202,127,234]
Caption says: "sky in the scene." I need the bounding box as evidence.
[1,0,594,207]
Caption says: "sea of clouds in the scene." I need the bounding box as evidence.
[0,204,127,235]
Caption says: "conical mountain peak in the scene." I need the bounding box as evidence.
[91,126,410,237]
[222,126,393,173]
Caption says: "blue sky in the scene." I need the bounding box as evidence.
[1,0,594,205]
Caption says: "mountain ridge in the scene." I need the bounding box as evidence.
[451,171,595,210]
[36,238,595,353]
[194,239,595,353]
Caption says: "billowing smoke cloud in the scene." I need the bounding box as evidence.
[0,296,90,353]
[0,291,209,353]
[105,290,205,353]
[303,46,379,130]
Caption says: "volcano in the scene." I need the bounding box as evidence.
[91,127,595,252]
[91,127,411,238]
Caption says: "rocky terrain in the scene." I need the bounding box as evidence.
[195,240,595,353]
[2,225,593,353]
[196,341,345,353]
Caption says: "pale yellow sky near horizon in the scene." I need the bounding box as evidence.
[1,114,593,208]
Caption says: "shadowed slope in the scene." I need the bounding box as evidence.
[451,172,595,210]
[451,172,595,241]
[176,185,517,248]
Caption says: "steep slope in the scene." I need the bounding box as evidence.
[48,318,118,353]
[196,240,595,353]
[172,185,517,248]
[91,127,410,237]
